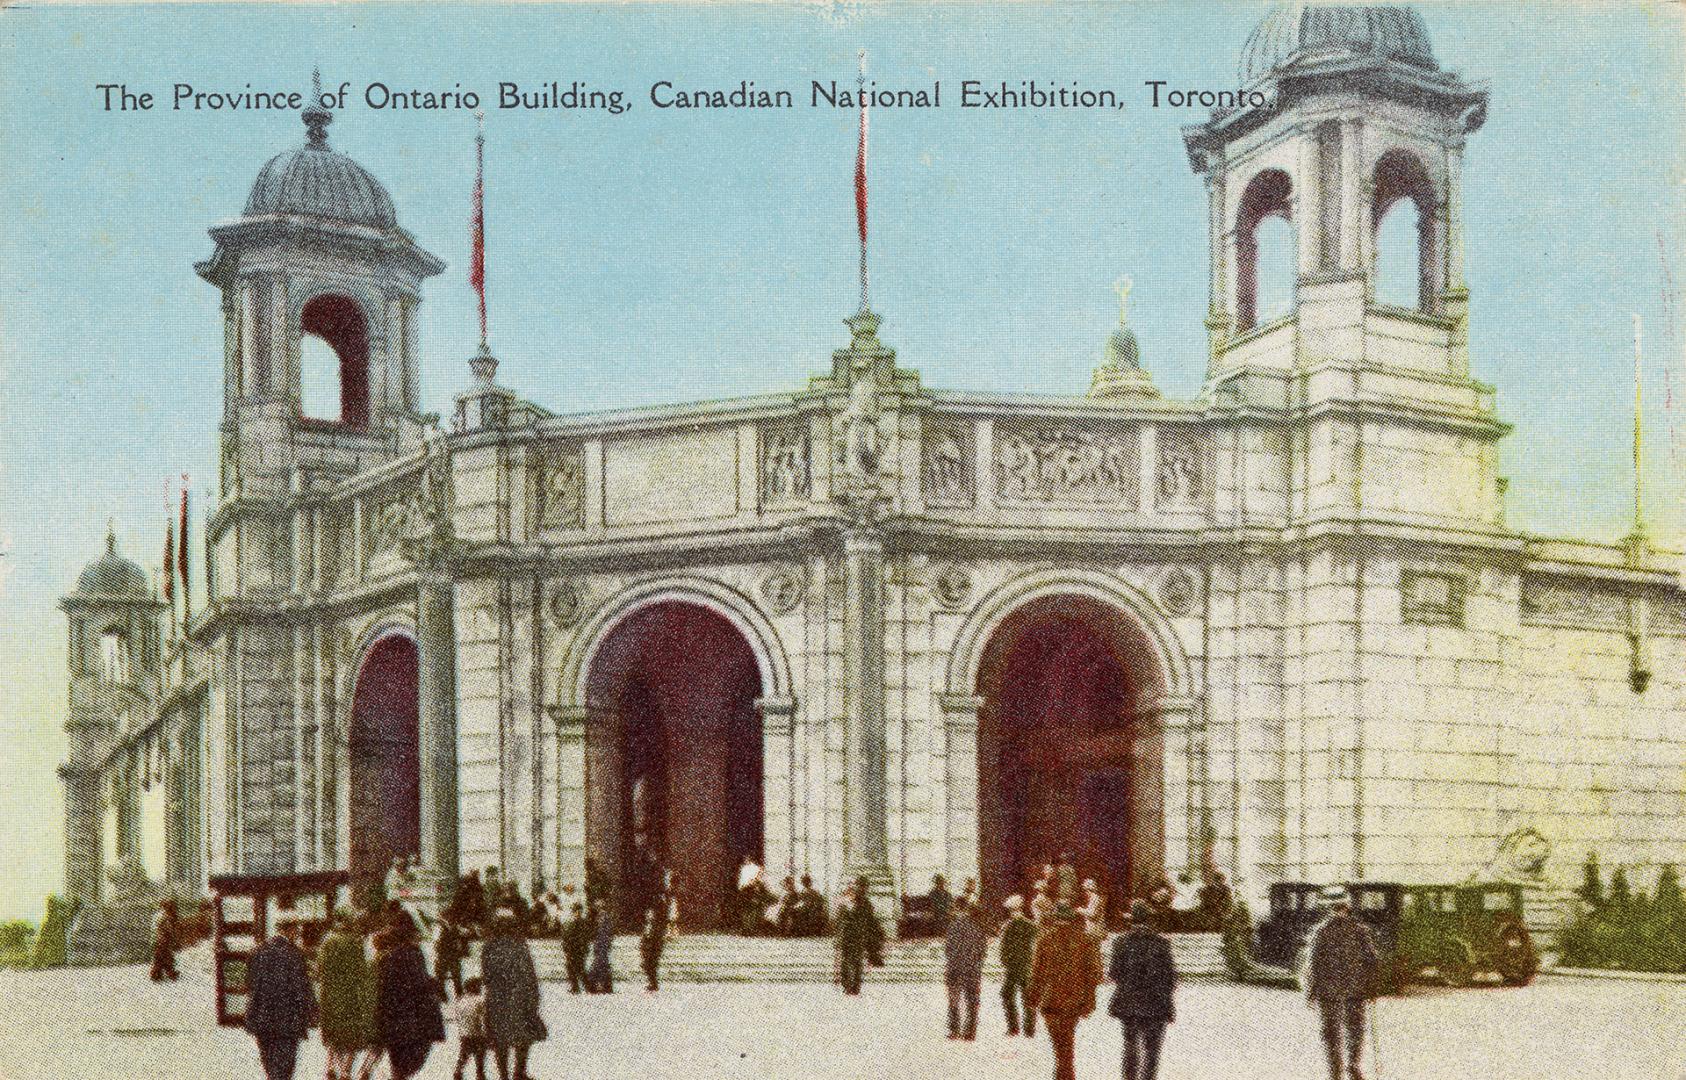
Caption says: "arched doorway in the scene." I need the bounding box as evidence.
[348,634,420,884]
[584,601,764,929]
[976,595,1165,921]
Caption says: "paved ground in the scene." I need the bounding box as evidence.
[0,962,1678,1080]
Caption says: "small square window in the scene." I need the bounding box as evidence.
[1402,571,1465,627]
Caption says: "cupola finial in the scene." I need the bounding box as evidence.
[303,66,332,148]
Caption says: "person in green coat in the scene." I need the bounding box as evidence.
[316,910,378,1080]
[999,894,1039,1038]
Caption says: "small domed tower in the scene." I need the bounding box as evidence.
[58,527,164,902]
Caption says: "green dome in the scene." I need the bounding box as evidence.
[74,530,147,598]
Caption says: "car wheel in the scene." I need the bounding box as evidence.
[1496,927,1537,987]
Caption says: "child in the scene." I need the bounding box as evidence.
[452,976,488,1080]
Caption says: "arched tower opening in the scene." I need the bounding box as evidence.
[1236,169,1295,331]
[1372,149,1438,313]
[299,293,370,427]
[347,633,420,884]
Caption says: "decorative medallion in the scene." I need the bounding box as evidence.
[761,569,805,615]
[547,582,584,629]
[933,564,973,610]
[1157,567,1197,617]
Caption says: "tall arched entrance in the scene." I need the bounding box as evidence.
[976,594,1165,920]
[584,601,764,929]
[348,634,421,884]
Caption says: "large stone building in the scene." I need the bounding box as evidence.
[61,5,1685,936]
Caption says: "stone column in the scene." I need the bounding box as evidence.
[939,694,982,890]
[1148,695,1199,876]
[759,696,797,875]
[60,768,103,904]
[417,571,459,881]
[842,527,892,891]
[1129,702,1169,897]
[550,705,588,891]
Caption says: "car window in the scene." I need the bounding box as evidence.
[1484,892,1512,912]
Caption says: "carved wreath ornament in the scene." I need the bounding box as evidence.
[761,569,805,615]
[1157,568,1197,617]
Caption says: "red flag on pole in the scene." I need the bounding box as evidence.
[162,479,175,631]
[179,475,191,625]
[470,114,488,351]
[854,50,869,312]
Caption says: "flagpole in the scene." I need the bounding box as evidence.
[179,472,191,628]
[475,110,488,355]
[1633,312,1644,536]
[855,49,870,315]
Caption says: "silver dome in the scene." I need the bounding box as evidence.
[1239,3,1437,84]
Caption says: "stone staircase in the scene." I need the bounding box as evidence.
[527,932,1229,985]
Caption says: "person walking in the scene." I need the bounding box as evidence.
[244,916,316,1080]
[1304,888,1381,1080]
[999,895,1038,1038]
[149,898,180,982]
[834,884,869,996]
[587,901,616,993]
[373,911,446,1080]
[944,899,987,1040]
[317,910,378,1080]
[561,901,592,994]
[482,910,547,1080]
[1109,900,1176,1080]
[1029,904,1102,1080]
[640,903,669,992]
[451,976,489,1080]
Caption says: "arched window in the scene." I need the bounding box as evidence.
[100,627,130,685]
[1236,169,1294,331]
[299,294,370,427]
[1372,150,1437,313]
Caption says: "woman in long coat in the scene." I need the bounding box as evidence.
[481,911,547,1080]
[373,911,445,1080]
[317,911,377,1080]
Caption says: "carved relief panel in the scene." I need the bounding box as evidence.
[362,483,425,571]
[1154,430,1205,510]
[760,424,811,506]
[992,422,1139,505]
[532,443,585,530]
[922,422,973,507]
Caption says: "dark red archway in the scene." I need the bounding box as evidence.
[584,601,764,930]
[348,634,420,884]
[976,595,1165,923]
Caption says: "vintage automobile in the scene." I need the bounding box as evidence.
[1231,881,1538,991]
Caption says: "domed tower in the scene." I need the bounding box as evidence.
[1185,3,1487,374]
[195,90,442,874]
[1184,3,1505,534]
[58,527,164,902]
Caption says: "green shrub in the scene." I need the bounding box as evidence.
[1559,862,1686,974]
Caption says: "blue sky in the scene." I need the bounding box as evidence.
[0,1,1682,920]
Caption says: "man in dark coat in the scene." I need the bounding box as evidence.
[1029,904,1101,1080]
[795,874,829,936]
[374,911,447,1080]
[639,903,669,992]
[482,911,546,1080]
[944,900,987,1040]
[244,918,316,1080]
[149,898,180,981]
[834,884,870,995]
[561,901,593,993]
[999,894,1038,1037]
[1304,888,1380,1080]
[1109,900,1177,1080]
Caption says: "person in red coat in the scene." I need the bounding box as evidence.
[1028,904,1102,1080]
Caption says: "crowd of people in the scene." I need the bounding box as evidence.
[169,850,1376,1080]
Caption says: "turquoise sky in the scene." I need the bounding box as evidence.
[0,1,1682,920]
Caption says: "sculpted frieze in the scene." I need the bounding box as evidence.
[923,423,972,507]
[1155,431,1204,509]
[1520,576,1628,628]
[533,445,585,530]
[761,425,811,505]
[992,423,1138,505]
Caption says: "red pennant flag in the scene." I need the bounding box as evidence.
[470,117,487,350]
[163,481,175,608]
[179,476,191,624]
[854,77,868,249]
